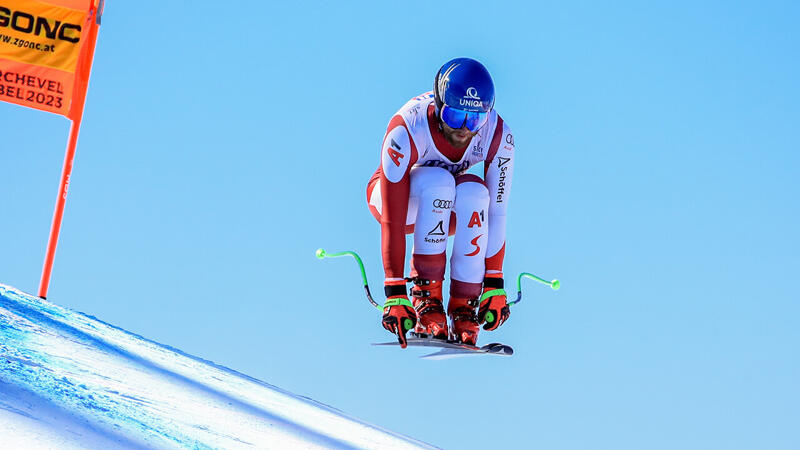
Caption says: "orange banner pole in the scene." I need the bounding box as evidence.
[37,2,101,299]
[38,117,82,299]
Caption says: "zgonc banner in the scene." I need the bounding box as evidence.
[0,0,103,298]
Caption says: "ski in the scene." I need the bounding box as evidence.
[372,333,513,359]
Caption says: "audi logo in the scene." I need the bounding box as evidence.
[433,199,453,209]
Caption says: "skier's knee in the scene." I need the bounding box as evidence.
[454,175,489,212]
[416,167,455,190]
[412,167,456,203]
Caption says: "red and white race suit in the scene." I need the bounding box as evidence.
[366,92,514,299]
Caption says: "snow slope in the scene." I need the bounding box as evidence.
[0,284,433,449]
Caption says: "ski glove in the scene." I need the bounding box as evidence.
[382,297,416,348]
[382,282,416,348]
[478,274,510,331]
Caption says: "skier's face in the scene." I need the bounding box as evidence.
[440,120,477,148]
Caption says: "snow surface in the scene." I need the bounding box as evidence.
[0,284,434,449]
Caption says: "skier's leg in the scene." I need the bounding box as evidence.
[450,174,490,296]
[409,166,455,272]
[448,174,490,344]
[408,166,455,337]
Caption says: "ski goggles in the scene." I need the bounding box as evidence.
[439,104,489,132]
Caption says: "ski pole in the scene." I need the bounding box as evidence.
[510,272,560,306]
[315,248,382,311]
[478,272,559,324]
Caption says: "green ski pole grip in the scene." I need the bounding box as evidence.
[517,272,560,291]
[316,248,382,311]
[510,272,560,306]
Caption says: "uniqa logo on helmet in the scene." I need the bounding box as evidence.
[459,86,482,108]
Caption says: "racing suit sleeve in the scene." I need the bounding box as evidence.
[379,115,419,282]
[483,117,514,275]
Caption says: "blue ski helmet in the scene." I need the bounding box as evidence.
[433,57,495,114]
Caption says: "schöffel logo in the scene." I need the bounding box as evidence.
[496,158,509,203]
[425,220,447,244]
[432,199,452,209]
[427,221,446,236]
[0,7,82,43]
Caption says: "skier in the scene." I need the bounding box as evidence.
[366,57,515,348]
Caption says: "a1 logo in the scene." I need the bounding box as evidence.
[388,139,404,167]
[468,210,485,228]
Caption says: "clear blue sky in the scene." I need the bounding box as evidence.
[2,1,799,448]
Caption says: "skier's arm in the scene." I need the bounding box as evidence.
[484,118,514,276]
[378,116,419,348]
[478,118,514,331]
[379,116,419,282]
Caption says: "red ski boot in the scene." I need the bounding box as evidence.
[448,296,480,345]
[409,278,449,340]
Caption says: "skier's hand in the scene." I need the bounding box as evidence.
[478,275,510,331]
[382,296,417,348]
